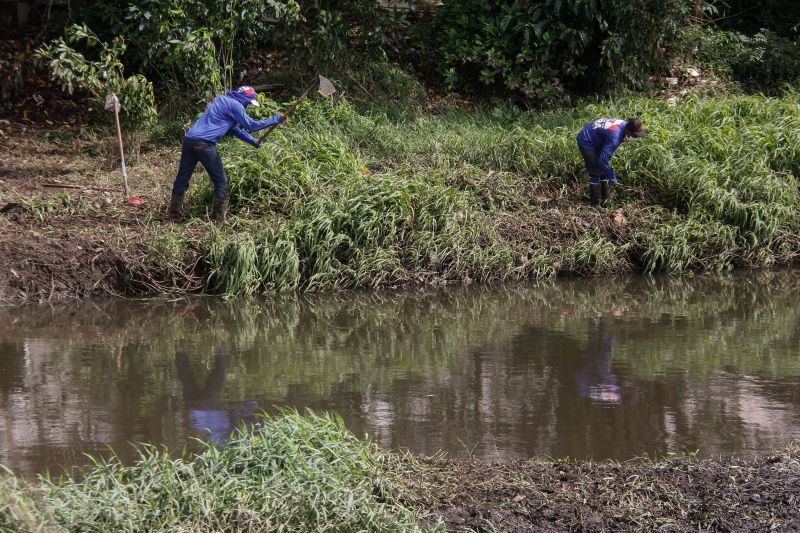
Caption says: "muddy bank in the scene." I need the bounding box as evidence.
[405,446,800,531]
[0,125,195,302]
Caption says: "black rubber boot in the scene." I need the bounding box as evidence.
[601,180,616,207]
[211,195,229,223]
[588,183,601,208]
[167,192,184,222]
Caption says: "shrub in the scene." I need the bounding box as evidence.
[411,0,698,104]
[2,412,423,532]
[35,24,156,125]
[702,29,800,91]
[265,0,397,75]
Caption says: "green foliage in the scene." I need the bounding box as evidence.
[31,0,800,108]
[71,0,275,96]
[707,0,800,36]
[35,24,157,125]
[123,0,275,96]
[265,0,396,74]
[414,0,697,104]
[687,27,800,91]
[0,468,50,533]
[65,0,399,101]
[345,61,428,112]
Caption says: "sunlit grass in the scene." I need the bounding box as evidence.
[160,92,800,295]
[1,411,424,532]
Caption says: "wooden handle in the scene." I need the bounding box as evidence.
[111,94,130,198]
[258,80,319,142]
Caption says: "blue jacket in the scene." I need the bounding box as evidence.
[576,119,628,181]
[186,95,283,146]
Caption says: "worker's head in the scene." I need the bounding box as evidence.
[624,118,646,140]
[231,86,260,107]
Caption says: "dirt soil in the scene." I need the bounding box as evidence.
[402,445,800,531]
[0,121,187,302]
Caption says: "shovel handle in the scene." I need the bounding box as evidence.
[258,80,319,142]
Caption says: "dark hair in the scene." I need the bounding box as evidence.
[625,117,643,132]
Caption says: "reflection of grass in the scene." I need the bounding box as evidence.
[3,271,800,405]
[1,412,423,532]
[517,271,800,379]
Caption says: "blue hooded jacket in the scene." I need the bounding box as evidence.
[185,94,283,146]
[576,119,629,182]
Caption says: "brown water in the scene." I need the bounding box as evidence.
[2,271,800,476]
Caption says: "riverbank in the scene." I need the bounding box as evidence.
[2,412,798,531]
[3,93,800,302]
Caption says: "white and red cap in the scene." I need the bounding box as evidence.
[236,86,260,106]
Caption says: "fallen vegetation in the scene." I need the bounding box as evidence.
[1,412,798,532]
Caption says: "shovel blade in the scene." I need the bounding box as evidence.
[318,75,336,96]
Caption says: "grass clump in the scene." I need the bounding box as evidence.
[203,115,520,294]
[0,468,52,533]
[2,411,423,532]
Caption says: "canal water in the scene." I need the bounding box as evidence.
[2,271,800,476]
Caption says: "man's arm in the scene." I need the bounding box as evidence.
[230,126,260,147]
[227,101,284,132]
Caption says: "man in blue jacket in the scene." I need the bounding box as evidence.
[576,117,646,208]
[168,86,286,222]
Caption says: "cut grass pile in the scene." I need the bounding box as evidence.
[0,411,424,533]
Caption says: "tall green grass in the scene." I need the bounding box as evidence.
[1,412,424,532]
[174,92,800,295]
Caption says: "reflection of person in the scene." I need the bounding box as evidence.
[575,318,621,403]
[175,348,244,445]
[576,117,647,208]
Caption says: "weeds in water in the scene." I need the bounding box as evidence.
[2,411,423,532]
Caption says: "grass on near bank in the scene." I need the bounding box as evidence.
[0,411,426,533]
[2,411,798,532]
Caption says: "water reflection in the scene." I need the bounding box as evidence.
[175,345,258,445]
[576,318,620,404]
[1,271,800,476]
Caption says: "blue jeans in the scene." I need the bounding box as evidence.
[172,137,228,199]
[578,145,615,185]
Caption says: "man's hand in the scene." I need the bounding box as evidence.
[280,112,288,123]
[253,140,262,149]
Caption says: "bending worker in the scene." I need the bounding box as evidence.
[576,117,646,208]
[168,86,286,222]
